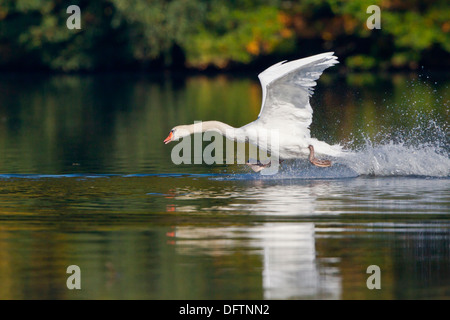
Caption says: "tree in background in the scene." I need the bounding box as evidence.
[0,0,448,71]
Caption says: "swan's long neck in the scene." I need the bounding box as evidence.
[180,121,237,140]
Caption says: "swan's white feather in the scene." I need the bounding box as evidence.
[168,53,344,161]
[240,52,341,159]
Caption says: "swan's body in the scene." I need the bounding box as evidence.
[164,52,343,169]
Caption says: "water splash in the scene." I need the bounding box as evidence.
[217,162,358,180]
[219,117,449,179]
[339,137,449,177]
[337,74,449,178]
[232,75,449,179]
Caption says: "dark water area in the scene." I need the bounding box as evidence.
[0,72,448,299]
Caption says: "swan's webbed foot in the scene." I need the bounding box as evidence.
[311,158,332,167]
[246,159,283,172]
[308,145,332,167]
[246,160,270,172]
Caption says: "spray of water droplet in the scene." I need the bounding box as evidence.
[338,75,449,177]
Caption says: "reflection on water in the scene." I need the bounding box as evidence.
[169,177,449,216]
[0,174,448,299]
[172,222,340,299]
[0,73,449,299]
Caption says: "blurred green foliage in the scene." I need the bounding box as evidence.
[0,0,448,71]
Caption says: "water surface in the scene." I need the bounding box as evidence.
[0,72,448,299]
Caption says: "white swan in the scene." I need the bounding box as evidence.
[164,52,343,171]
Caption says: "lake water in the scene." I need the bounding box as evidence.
[0,72,448,299]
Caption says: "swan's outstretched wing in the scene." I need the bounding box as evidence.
[255,52,338,137]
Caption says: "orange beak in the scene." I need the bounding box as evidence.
[164,131,174,144]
